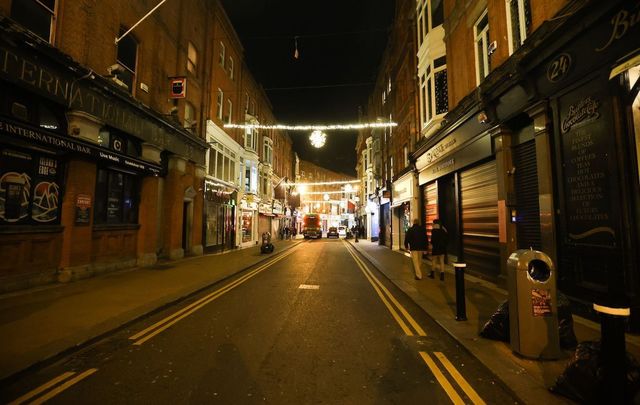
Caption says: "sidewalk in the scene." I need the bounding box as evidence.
[0,239,302,382]
[348,239,640,404]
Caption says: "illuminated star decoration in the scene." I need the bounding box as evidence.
[309,130,327,148]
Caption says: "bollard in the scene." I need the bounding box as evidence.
[594,303,629,404]
[454,262,467,321]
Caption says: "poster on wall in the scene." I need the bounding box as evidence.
[75,194,92,224]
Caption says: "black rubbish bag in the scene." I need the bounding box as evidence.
[557,292,578,349]
[550,341,640,403]
[479,293,578,348]
[479,300,510,341]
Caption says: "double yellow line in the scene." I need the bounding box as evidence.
[420,352,486,405]
[344,241,426,337]
[344,241,485,405]
[129,246,299,345]
[8,369,98,405]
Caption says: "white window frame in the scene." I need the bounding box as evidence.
[263,137,273,166]
[506,0,531,55]
[208,144,237,185]
[245,127,258,152]
[187,41,197,74]
[226,99,232,124]
[219,41,226,67]
[474,10,490,85]
[229,56,235,80]
[416,0,427,47]
[419,59,448,130]
[216,89,223,120]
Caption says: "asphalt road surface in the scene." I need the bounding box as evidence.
[2,240,518,404]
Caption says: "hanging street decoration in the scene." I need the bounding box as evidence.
[309,130,326,148]
[224,122,397,131]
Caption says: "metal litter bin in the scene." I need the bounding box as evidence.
[507,249,562,359]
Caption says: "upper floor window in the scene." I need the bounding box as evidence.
[416,0,444,46]
[208,144,237,185]
[225,99,232,124]
[218,42,226,67]
[187,42,197,75]
[11,0,56,43]
[474,10,491,84]
[419,56,448,129]
[245,127,258,152]
[184,101,196,131]
[229,57,235,80]
[244,93,250,113]
[116,27,138,93]
[506,0,532,54]
[403,145,409,166]
[263,137,273,166]
[216,89,223,120]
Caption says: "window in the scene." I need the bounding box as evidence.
[184,101,196,130]
[244,93,249,113]
[218,42,225,67]
[416,0,443,46]
[403,145,409,166]
[94,169,139,224]
[226,99,232,124]
[229,57,235,80]
[263,137,273,166]
[216,89,223,120]
[431,0,444,28]
[208,144,237,184]
[419,57,448,129]
[244,159,258,194]
[116,27,138,93]
[245,127,258,152]
[11,0,56,42]
[506,0,532,54]
[474,10,491,84]
[0,148,62,225]
[187,42,197,74]
[389,156,394,180]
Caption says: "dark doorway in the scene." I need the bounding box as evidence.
[438,174,460,260]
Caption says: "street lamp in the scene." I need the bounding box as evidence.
[309,130,326,148]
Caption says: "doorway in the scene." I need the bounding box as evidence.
[438,173,460,261]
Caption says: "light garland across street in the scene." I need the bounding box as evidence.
[286,179,360,187]
[224,122,397,131]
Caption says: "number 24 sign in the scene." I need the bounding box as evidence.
[547,53,572,83]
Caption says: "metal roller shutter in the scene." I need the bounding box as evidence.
[513,140,541,250]
[460,160,500,277]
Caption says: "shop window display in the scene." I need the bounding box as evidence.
[0,148,61,225]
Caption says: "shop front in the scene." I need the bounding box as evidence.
[415,106,500,279]
[203,180,236,253]
[517,0,640,325]
[391,172,417,251]
[0,19,207,291]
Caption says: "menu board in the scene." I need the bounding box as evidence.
[559,85,617,246]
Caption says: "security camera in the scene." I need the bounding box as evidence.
[107,63,124,76]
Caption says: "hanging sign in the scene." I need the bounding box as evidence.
[170,77,187,99]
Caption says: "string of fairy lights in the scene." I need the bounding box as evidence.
[224,121,397,148]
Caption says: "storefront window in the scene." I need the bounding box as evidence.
[242,210,253,242]
[0,148,61,225]
[94,168,139,224]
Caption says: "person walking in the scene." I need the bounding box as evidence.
[404,219,428,280]
[429,219,449,280]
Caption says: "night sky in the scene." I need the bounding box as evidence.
[221,0,395,176]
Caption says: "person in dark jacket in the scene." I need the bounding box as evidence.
[404,219,428,280]
[429,219,449,280]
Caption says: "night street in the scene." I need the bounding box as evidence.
[2,241,516,404]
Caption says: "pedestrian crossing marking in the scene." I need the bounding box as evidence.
[299,284,320,289]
